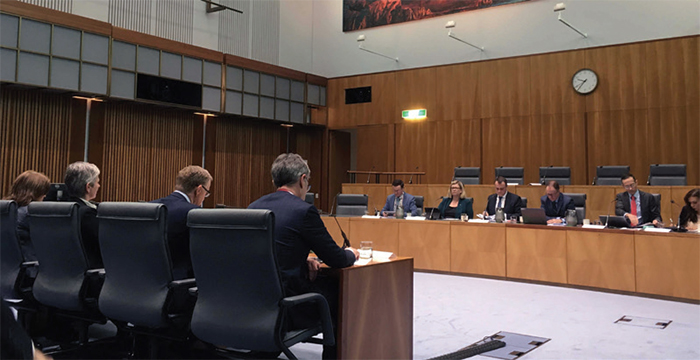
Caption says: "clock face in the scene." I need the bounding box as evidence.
[572,69,598,95]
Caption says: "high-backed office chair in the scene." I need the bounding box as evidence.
[520,197,528,209]
[28,202,106,343]
[187,209,335,360]
[563,193,587,224]
[454,167,481,185]
[96,203,195,353]
[335,194,368,216]
[495,167,524,185]
[594,166,629,185]
[651,193,661,210]
[648,164,687,186]
[414,196,424,215]
[540,167,571,185]
[305,192,315,206]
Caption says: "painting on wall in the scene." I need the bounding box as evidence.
[343,0,530,32]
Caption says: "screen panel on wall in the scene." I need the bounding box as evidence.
[343,0,530,31]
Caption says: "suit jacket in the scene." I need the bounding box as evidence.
[438,197,474,219]
[151,192,199,279]
[381,192,419,216]
[1,301,34,360]
[16,206,36,262]
[67,196,102,269]
[540,193,575,219]
[485,192,523,217]
[615,190,661,224]
[249,191,356,297]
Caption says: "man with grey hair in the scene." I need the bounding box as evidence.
[151,165,212,279]
[249,153,358,359]
[64,161,103,268]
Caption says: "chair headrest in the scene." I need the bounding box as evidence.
[540,167,570,177]
[28,202,77,217]
[337,194,368,206]
[495,167,524,177]
[563,193,587,206]
[97,202,165,221]
[454,167,480,177]
[596,166,630,177]
[649,164,686,176]
[188,209,273,230]
[0,200,17,214]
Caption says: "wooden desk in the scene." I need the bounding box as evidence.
[327,257,414,359]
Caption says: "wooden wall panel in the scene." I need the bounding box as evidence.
[394,68,436,122]
[1,87,73,195]
[394,119,481,184]
[294,127,325,205]
[529,50,586,115]
[481,116,532,183]
[529,113,588,185]
[101,104,196,202]
[645,37,699,108]
[646,106,699,186]
[435,62,480,121]
[329,130,352,212]
[478,57,530,119]
[356,124,394,176]
[585,43,647,112]
[328,72,397,128]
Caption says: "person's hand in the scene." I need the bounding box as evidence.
[547,218,563,224]
[625,213,639,226]
[35,350,53,360]
[381,211,387,217]
[307,258,321,281]
[652,219,661,227]
[482,211,489,217]
[347,247,360,260]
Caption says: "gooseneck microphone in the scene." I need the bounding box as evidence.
[366,166,375,184]
[541,165,552,185]
[330,193,351,249]
[670,199,682,228]
[408,166,419,184]
[604,198,616,228]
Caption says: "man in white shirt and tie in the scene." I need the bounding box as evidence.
[483,176,523,217]
[614,173,662,227]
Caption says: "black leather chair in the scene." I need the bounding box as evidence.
[28,202,106,343]
[97,202,196,357]
[594,166,630,185]
[563,193,587,224]
[305,192,315,205]
[648,164,687,186]
[495,167,524,185]
[415,196,424,214]
[651,193,661,214]
[454,167,480,185]
[1,200,38,304]
[336,194,368,216]
[187,209,335,360]
[520,197,528,209]
[540,167,571,185]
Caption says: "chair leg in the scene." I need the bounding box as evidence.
[281,346,297,360]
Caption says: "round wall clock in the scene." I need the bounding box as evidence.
[572,69,598,95]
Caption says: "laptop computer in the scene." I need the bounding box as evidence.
[424,207,440,220]
[599,215,631,228]
[521,208,548,225]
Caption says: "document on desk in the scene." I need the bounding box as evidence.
[354,250,395,265]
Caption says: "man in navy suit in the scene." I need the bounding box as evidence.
[249,153,358,359]
[151,165,212,279]
[483,176,523,217]
[540,180,575,224]
[381,179,419,216]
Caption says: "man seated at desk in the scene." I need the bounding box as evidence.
[540,180,575,224]
[381,179,419,216]
[483,176,523,218]
[615,173,661,227]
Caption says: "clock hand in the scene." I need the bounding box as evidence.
[576,79,587,90]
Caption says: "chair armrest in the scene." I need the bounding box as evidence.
[165,279,197,322]
[280,293,335,346]
[20,261,38,268]
[86,268,106,279]
[169,278,196,289]
[188,287,198,297]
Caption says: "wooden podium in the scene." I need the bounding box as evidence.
[323,257,414,359]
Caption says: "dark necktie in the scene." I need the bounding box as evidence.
[497,196,503,209]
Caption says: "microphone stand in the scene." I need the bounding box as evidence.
[604,198,615,228]
[541,165,552,185]
[330,193,351,248]
[366,166,375,184]
[409,166,419,184]
[670,199,684,230]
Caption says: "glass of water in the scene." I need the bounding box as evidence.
[359,241,373,260]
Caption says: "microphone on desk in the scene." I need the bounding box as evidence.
[670,199,683,229]
[603,198,616,228]
[541,165,552,185]
[408,166,419,184]
[330,193,352,249]
[366,166,375,184]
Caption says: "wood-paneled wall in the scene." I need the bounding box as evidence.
[328,36,700,185]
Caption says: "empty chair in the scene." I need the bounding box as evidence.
[594,166,630,185]
[187,209,335,360]
[414,196,424,214]
[1,200,37,301]
[562,193,587,224]
[648,164,687,186]
[540,167,571,185]
[305,192,315,205]
[97,202,196,356]
[28,202,106,342]
[495,167,524,185]
[335,194,368,216]
[454,167,481,185]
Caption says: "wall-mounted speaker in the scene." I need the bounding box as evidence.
[136,73,202,108]
[345,86,371,104]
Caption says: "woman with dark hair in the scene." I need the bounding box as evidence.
[3,170,51,261]
[438,180,474,220]
[679,188,699,231]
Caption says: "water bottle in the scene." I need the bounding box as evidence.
[396,205,405,219]
[495,208,505,223]
[565,209,578,227]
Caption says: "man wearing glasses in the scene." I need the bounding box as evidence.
[151,165,212,279]
[615,173,661,227]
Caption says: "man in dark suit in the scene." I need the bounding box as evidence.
[540,181,575,224]
[2,300,51,360]
[249,153,358,359]
[64,161,103,269]
[381,179,419,216]
[151,165,212,279]
[483,176,523,217]
[615,173,661,227]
